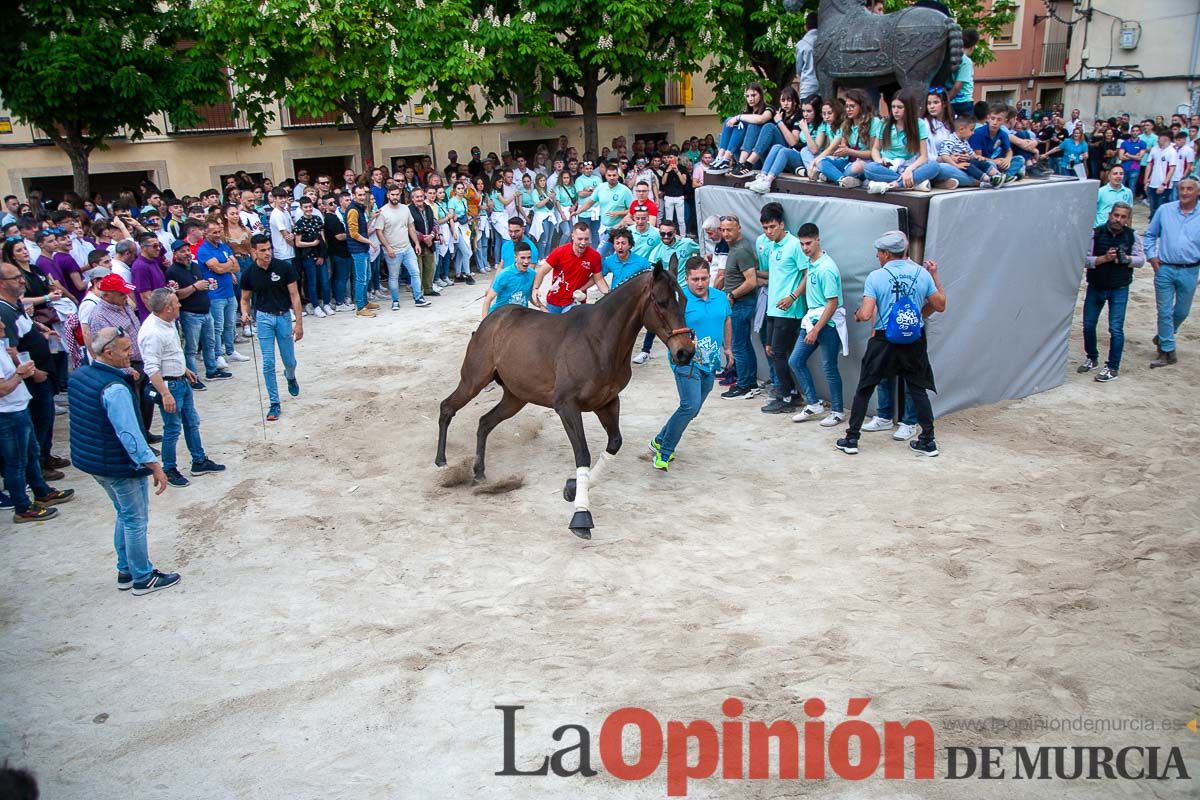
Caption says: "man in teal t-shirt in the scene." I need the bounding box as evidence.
[593,165,633,256]
[789,223,846,427]
[481,241,536,319]
[949,29,978,115]
[756,202,807,414]
[650,219,700,282]
[649,256,731,471]
[630,208,662,259]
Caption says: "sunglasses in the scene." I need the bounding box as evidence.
[4,236,21,243]
[928,86,946,95]
[93,326,126,353]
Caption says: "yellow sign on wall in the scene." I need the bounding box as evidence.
[0,118,12,134]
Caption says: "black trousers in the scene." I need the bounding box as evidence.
[845,336,935,442]
[766,316,803,398]
[129,359,156,435]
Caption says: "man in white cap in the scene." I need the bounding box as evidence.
[836,230,946,457]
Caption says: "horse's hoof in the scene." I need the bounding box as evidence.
[563,478,576,502]
[569,510,593,539]
[435,459,447,468]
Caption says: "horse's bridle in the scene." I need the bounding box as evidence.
[643,279,694,340]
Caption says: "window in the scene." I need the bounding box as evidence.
[992,1,1020,47]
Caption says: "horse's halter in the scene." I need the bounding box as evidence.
[643,278,694,341]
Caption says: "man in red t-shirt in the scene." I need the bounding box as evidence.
[532,222,609,313]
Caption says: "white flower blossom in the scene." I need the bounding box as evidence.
[97,18,109,31]
[64,8,74,23]
[120,33,133,50]
[521,11,536,24]
[469,17,479,33]
[414,0,424,7]
[699,29,712,44]
[143,34,155,49]
[48,30,57,41]
[390,41,398,57]
[502,14,510,26]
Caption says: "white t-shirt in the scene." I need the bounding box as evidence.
[109,258,133,283]
[0,348,31,413]
[1147,145,1179,189]
[1172,143,1194,184]
[269,207,295,259]
[239,208,264,234]
[377,203,414,252]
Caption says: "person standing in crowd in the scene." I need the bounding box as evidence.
[481,241,536,319]
[531,223,609,313]
[949,29,979,116]
[788,223,845,426]
[345,186,378,318]
[137,288,225,487]
[268,186,296,268]
[1095,165,1133,228]
[649,257,732,471]
[164,239,222,391]
[757,202,807,414]
[573,160,603,244]
[409,188,441,292]
[600,228,651,290]
[240,234,302,421]
[1145,175,1200,368]
[650,219,700,283]
[321,194,354,309]
[794,12,819,100]
[1078,202,1143,382]
[69,326,178,595]
[196,219,247,369]
[86,274,158,443]
[378,183,429,311]
[129,232,166,321]
[837,230,946,457]
[293,196,330,317]
[718,214,760,399]
[499,217,539,270]
[0,304,72,522]
[1144,129,1179,218]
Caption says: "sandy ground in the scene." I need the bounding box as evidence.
[2,208,1198,798]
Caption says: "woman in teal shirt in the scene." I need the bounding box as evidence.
[864,92,939,192]
[1061,126,1090,177]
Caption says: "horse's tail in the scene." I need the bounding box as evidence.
[938,19,964,90]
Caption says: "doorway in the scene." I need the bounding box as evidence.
[290,155,353,185]
[24,170,155,204]
[507,137,558,159]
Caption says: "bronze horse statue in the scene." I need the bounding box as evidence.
[786,0,963,103]
[435,262,694,540]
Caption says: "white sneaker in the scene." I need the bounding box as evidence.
[313,305,327,318]
[913,180,932,192]
[227,351,250,363]
[631,351,650,365]
[216,356,229,370]
[819,411,846,428]
[791,403,825,422]
[746,176,772,194]
[839,177,862,189]
[861,415,894,433]
[323,304,336,315]
[304,303,314,316]
[867,181,890,195]
[893,423,918,441]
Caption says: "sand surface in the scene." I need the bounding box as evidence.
[2,219,1198,798]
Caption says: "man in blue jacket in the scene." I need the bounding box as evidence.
[69,327,177,595]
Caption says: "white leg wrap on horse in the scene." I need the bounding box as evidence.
[574,467,591,512]
[588,451,615,487]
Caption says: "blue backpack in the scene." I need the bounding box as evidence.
[883,267,923,344]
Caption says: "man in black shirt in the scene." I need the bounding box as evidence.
[239,234,303,421]
[165,239,223,389]
[321,194,353,309]
[1079,202,1144,382]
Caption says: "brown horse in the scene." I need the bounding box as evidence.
[435,262,694,539]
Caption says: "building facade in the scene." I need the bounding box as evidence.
[0,78,721,200]
[972,0,1072,111]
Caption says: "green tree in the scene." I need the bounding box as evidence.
[195,0,568,170]
[705,0,1015,116]
[0,1,225,198]
[492,0,714,157]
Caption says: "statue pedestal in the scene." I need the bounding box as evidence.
[695,176,1096,418]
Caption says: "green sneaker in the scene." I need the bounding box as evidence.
[653,453,670,471]
[647,438,675,463]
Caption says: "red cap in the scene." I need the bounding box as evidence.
[97,274,135,294]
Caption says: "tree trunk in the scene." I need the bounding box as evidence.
[57,135,91,199]
[581,67,600,160]
[356,122,375,172]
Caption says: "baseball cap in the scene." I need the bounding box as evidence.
[84,266,111,282]
[140,205,158,215]
[171,239,190,252]
[97,273,135,294]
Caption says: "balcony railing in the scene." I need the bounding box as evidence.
[167,102,249,134]
[623,77,688,111]
[1041,41,1069,75]
[282,105,346,129]
[504,91,576,117]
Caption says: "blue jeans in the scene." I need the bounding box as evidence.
[370,254,382,293]
[1147,186,1175,219]
[161,377,206,471]
[546,302,573,314]
[536,218,555,259]
[817,156,854,183]
[453,235,473,276]
[209,296,238,356]
[435,250,452,282]
[180,310,217,375]
[730,299,758,389]
[763,144,805,178]
[863,160,940,186]
[789,325,843,412]
[475,222,491,271]
[385,248,424,302]
[1154,264,1199,353]
[0,409,50,513]
[1003,155,1026,177]
[301,255,331,307]
[656,365,715,459]
[256,311,297,405]
[1122,168,1139,192]
[329,254,352,305]
[1082,285,1129,370]
[875,378,917,425]
[93,474,153,584]
[717,119,751,155]
[935,158,995,186]
[750,123,784,162]
[583,218,601,246]
[351,251,370,309]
